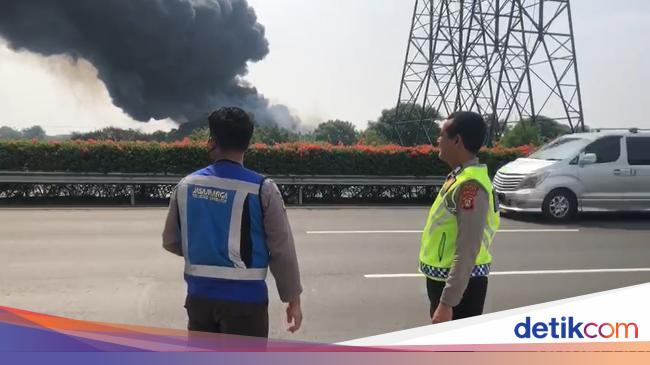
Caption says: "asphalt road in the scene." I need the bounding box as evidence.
[1,207,649,343]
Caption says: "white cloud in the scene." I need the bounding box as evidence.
[0,41,176,135]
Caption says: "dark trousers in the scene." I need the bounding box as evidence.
[185,295,269,338]
[427,276,488,320]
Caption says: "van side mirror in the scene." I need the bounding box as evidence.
[579,153,597,166]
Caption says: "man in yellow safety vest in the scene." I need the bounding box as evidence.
[420,111,501,324]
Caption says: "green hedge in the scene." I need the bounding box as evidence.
[0,140,531,176]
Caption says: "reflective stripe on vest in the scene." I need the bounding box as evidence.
[419,165,501,281]
[186,265,267,281]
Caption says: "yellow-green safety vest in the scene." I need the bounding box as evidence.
[419,165,500,282]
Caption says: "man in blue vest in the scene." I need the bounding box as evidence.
[163,107,303,338]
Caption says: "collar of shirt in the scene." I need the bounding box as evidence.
[214,159,243,166]
[448,157,480,179]
[462,157,480,169]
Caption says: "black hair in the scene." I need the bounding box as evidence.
[446,111,487,154]
[208,107,255,152]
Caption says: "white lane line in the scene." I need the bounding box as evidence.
[499,229,580,233]
[365,268,650,279]
[307,229,580,234]
[308,230,422,234]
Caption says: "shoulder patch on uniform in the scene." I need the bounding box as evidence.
[459,183,480,211]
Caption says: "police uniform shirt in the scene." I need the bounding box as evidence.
[439,158,491,307]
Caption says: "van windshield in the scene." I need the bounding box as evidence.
[529,137,591,161]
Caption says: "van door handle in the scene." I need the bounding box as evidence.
[614,169,633,176]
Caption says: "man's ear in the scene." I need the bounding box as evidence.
[207,138,217,152]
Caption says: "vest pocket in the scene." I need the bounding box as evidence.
[437,232,447,262]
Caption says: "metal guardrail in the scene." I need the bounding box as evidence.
[0,172,446,205]
[0,172,182,185]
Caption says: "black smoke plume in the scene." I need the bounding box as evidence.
[0,0,299,129]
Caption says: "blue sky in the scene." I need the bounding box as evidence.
[0,0,649,134]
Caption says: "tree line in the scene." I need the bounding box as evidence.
[0,104,578,147]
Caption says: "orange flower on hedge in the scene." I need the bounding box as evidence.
[251,143,268,150]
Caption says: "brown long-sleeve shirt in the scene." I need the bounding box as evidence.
[439,158,491,307]
[162,179,303,303]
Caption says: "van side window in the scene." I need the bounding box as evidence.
[584,136,622,163]
[627,137,650,166]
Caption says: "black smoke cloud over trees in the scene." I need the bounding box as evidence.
[0,0,299,129]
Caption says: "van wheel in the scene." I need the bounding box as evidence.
[542,189,578,222]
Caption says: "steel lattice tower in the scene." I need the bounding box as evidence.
[394,0,585,145]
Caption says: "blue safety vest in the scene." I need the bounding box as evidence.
[176,160,270,303]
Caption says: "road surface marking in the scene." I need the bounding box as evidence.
[307,229,580,234]
[364,268,650,279]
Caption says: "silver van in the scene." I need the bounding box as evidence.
[494,129,650,221]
